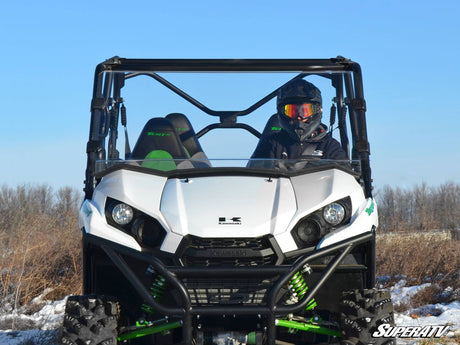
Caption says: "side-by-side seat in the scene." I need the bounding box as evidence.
[166,113,211,167]
[130,117,192,171]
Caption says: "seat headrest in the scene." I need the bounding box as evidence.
[166,113,204,157]
[130,117,189,160]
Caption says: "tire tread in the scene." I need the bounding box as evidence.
[61,295,119,345]
[340,289,395,345]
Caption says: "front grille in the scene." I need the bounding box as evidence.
[188,237,268,249]
[184,278,273,306]
[181,236,277,267]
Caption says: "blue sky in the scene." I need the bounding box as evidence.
[1,0,459,192]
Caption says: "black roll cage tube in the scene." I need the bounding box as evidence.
[85,230,375,345]
[84,57,373,199]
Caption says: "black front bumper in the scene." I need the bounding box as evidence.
[83,230,375,345]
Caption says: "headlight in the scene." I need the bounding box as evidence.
[322,202,345,226]
[291,197,351,249]
[294,216,322,247]
[112,203,134,225]
[105,197,166,249]
[132,217,165,247]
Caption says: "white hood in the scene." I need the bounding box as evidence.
[82,168,372,254]
[160,176,297,238]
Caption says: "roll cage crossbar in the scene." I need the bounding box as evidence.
[85,56,372,199]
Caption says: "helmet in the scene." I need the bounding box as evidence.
[277,79,323,142]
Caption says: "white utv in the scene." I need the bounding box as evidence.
[62,57,395,345]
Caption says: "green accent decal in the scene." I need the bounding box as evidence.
[271,126,282,131]
[142,150,177,171]
[365,200,375,215]
[147,132,171,137]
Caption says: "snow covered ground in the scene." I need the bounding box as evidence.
[389,280,460,344]
[0,281,458,345]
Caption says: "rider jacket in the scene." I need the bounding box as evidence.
[250,124,347,160]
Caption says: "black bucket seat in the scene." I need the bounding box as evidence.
[166,113,211,167]
[130,117,192,171]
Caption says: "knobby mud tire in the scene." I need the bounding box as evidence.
[340,289,396,345]
[61,295,120,345]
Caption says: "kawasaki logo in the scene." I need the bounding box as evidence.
[218,217,242,225]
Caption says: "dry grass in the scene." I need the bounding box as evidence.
[0,185,82,310]
[376,232,460,307]
[376,233,460,287]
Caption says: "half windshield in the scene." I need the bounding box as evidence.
[95,158,361,176]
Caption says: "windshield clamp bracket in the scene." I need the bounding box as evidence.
[351,98,367,112]
[355,140,370,154]
[86,140,103,154]
[220,114,237,127]
[91,97,107,112]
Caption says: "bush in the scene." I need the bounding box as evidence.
[0,184,82,310]
[376,233,460,289]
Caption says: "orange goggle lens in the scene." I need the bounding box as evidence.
[283,103,316,119]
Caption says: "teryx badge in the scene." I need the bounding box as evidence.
[218,217,242,225]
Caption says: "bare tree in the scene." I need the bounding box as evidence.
[376,182,460,233]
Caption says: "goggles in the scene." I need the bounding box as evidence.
[282,103,320,120]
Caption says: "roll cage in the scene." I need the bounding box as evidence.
[84,56,372,199]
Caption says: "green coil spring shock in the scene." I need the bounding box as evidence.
[141,268,167,315]
[287,265,317,311]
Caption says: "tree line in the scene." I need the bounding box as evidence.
[375,181,460,233]
[1,181,459,236]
